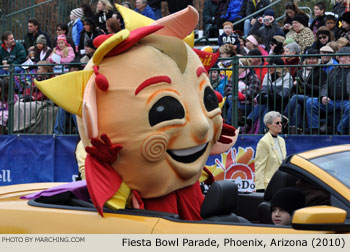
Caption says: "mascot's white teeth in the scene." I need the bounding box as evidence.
[169,143,207,156]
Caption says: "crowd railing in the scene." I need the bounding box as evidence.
[1,55,350,136]
[210,53,350,135]
[0,62,85,135]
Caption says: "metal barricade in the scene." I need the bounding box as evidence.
[209,53,350,135]
[2,53,350,136]
[1,62,85,135]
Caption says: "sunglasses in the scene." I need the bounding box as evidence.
[318,36,328,40]
[274,121,282,125]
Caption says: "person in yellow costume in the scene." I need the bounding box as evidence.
[35,5,237,220]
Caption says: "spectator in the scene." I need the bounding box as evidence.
[269,35,285,55]
[165,0,193,14]
[332,0,347,18]
[283,41,301,79]
[247,48,268,81]
[244,0,270,36]
[112,10,124,29]
[306,46,350,135]
[209,62,226,96]
[48,35,75,64]
[310,2,327,35]
[245,35,268,56]
[320,45,338,73]
[250,57,293,134]
[23,18,52,52]
[203,0,220,38]
[80,39,96,63]
[0,31,26,75]
[284,48,327,131]
[336,36,350,50]
[122,1,132,8]
[271,187,305,226]
[134,0,156,20]
[218,21,240,49]
[282,2,309,35]
[311,26,335,52]
[23,60,53,101]
[325,14,341,40]
[68,8,84,52]
[78,18,104,53]
[81,3,95,19]
[53,24,76,54]
[255,111,287,191]
[217,0,247,32]
[218,43,236,80]
[35,61,53,81]
[286,14,314,53]
[106,18,121,34]
[32,35,52,63]
[283,37,295,47]
[339,11,350,41]
[53,62,81,135]
[148,0,162,20]
[0,77,19,132]
[326,41,340,53]
[225,57,261,126]
[95,0,114,33]
[238,36,248,54]
[253,9,285,52]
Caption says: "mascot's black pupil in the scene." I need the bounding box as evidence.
[204,86,218,112]
[149,96,185,126]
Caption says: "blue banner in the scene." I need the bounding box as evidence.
[1,135,349,186]
[0,135,79,185]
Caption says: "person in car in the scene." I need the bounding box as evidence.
[271,187,305,226]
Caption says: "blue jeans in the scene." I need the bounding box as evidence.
[226,95,253,125]
[54,107,77,134]
[306,98,350,134]
[247,103,268,134]
[238,102,253,122]
[283,94,310,128]
[244,19,251,37]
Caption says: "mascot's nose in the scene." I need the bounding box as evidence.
[191,114,210,143]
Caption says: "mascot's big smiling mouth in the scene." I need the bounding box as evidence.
[167,143,208,163]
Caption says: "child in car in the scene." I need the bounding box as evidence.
[271,187,305,226]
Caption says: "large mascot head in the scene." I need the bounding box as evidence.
[35,5,229,215]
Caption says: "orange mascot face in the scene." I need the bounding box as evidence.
[35,6,230,217]
[89,34,223,198]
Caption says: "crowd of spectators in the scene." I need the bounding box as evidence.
[1,0,350,135]
[204,0,350,135]
[0,0,195,134]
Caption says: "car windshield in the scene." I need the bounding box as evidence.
[310,151,350,188]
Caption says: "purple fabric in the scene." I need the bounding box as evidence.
[20,180,90,201]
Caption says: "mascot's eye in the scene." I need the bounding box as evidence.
[149,96,185,126]
[204,86,219,112]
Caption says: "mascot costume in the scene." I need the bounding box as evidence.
[25,5,237,221]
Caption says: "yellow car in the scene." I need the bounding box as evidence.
[1,145,350,234]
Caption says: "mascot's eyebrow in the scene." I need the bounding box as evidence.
[196,67,208,77]
[135,76,172,95]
